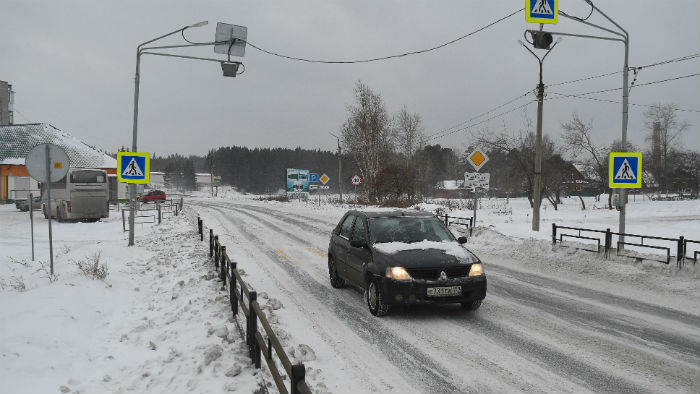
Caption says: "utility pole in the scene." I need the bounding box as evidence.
[330,132,342,204]
[519,34,559,231]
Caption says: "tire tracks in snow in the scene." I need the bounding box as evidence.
[194,200,699,393]
[197,204,473,394]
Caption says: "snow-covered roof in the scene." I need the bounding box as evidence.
[572,162,603,182]
[0,123,116,169]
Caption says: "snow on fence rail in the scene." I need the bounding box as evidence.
[437,213,474,237]
[552,223,698,267]
[197,217,312,394]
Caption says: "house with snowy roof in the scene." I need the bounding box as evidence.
[0,123,117,201]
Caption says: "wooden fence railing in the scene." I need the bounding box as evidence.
[197,217,312,394]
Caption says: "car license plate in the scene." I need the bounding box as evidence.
[427,286,462,297]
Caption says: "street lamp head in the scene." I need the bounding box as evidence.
[188,21,209,28]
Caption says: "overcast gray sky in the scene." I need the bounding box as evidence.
[2,1,698,158]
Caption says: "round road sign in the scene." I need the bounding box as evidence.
[351,174,362,186]
[25,143,70,183]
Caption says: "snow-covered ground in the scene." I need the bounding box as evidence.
[0,205,264,393]
[2,190,699,393]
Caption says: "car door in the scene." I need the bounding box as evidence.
[333,214,355,278]
[346,216,371,286]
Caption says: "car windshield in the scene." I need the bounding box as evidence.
[369,217,454,244]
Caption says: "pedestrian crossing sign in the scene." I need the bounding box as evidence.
[117,152,150,184]
[609,152,642,188]
[526,0,558,24]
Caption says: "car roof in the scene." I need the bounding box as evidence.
[347,209,434,219]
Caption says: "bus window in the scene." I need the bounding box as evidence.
[71,170,106,183]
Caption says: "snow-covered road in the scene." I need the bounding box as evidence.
[191,198,700,394]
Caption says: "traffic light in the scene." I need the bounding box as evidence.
[530,31,553,50]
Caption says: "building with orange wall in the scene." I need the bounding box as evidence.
[1,123,116,201]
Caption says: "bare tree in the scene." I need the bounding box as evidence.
[341,81,392,202]
[561,112,607,207]
[393,105,425,167]
[644,103,690,192]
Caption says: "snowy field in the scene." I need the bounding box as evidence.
[1,191,699,393]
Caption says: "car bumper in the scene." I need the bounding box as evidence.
[381,275,487,305]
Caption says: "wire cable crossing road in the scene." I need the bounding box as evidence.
[193,199,700,394]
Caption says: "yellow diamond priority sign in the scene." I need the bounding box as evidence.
[468,149,489,172]
[320,173,330,185]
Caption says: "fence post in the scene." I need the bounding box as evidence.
[469,217,473,237]
[157,202,161,224]
[220,246,227,285]
[290,364,306,394]
[248,292,259,362]
[552,223,557,245]
[179,197,183,211]
[122,209,126,232]
[214,236,219,269]
[230,262,238,315]
[198,218,203,241]
[677,236,685,267]
[444,213,449,226]
[209,229,214,258]
[604,228,611,258]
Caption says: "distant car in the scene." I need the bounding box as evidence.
[138,190,166,203]
[327,210,487,316]
[15,195,41,212]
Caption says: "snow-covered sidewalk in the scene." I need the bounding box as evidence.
[0,205,262,394]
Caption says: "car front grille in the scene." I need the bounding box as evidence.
[406,266,469,280]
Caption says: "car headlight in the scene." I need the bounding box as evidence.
[386,266,412,280]
[468,263,484,277]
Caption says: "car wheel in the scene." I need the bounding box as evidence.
[461,299,482,311]
[328,257,345,289]
[367,278,390,317]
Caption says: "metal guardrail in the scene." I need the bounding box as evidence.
[552,223,697,267]
[437,213,474,237]
[198,217,312,394]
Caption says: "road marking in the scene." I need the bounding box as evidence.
[306,247,327,258]
[273,249,300,265]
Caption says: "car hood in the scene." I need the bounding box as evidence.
[371,241,479,268]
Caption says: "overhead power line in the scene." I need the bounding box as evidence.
[548,52,699,88]
[566,73,700,96]
[546,92,700,113]
[426,90,533,139]
[427,101,534,142]
[242,8,523,64]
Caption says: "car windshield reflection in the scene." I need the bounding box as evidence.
[369,217,453,244]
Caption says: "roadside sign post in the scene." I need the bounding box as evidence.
[117,152,151,246]
[29,193,35,261]
[320,173,330,206]
[351,175,362,203]
[466,149,489,228]
[25,143,70,275]
[609,152,642,250]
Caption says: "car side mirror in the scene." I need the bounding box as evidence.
[457,236,468,244]
[350,240,366,248]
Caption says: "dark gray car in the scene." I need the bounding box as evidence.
[327,210,487,316]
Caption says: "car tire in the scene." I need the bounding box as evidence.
[461,299,482,311]
[328,257,345,289]
[366,278,390,317]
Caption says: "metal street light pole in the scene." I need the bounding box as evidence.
[519,39,559,231]
[128,21,209,246]
[532,0,630,245]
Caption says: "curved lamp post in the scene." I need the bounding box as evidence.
[128,21,243,245]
